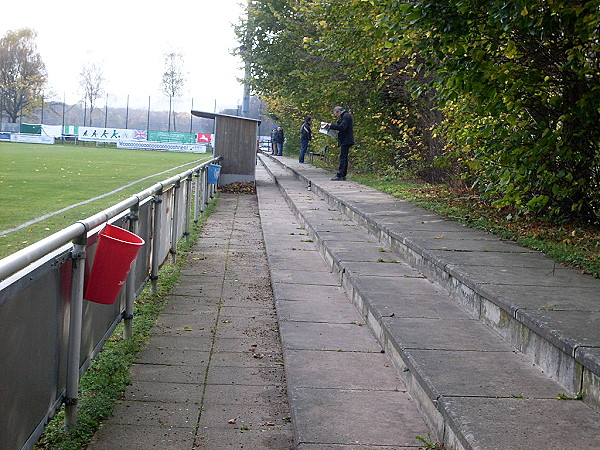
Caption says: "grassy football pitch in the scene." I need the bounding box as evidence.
[0,142,212,259]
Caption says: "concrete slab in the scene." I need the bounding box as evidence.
[382,316,514,352]
[284,349,404,391]
[124,380,203,404]
[201,384,288,406]
[206,366,285,386]
[324,241,395,263]
[450,264,600,289]
[270,268,340,286]
[440,397,600,449]
[129,363,206,384]
[354,275,447,299]
[289,387,429,447]
[279,321,381,352]
[195,425,294,449]
[135,347,210,366]
[406,347,566,398]
[429,249,555,268]
[341,260,424,278]
[144,335,212,351]
[479,283,600,312]
[363,291,473,320]
[272,283,348,302]
[99,400,197,427]
[276,297,364,323]
[90,423,196,450]
[516,309,600,351]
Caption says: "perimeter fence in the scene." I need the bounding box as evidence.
[0,93,255,134]
[0,156,222,450]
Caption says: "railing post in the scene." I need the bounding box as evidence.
[151,189,163,294]
[124,202,139,339]
[202,167,208,209]
[184,174,192,242]
[193,169,201,225]
[170,181,181,264]
[64,232,87,430]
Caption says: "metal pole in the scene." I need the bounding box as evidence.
[61,93,66,132]
[151,189,163,294]
[189,98,193,133]
[104,93,108,128]
[168,96,172,133]
[64,233,87,430]
[193,169,200,224]
[125,94,130,129]
[184,174,192,241]
[147,96,151,133]
[170,182,180,264]
[124,203,139,339]
[202,167,208,210]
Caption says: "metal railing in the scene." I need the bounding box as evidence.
[0,157,222,450]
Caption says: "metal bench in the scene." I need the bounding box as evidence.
[308,145,328,162]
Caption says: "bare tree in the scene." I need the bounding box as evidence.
[0,28,47,123]
[161,52,185,132]
[79,62,104,126]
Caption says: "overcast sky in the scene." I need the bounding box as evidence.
[0,0,246,112]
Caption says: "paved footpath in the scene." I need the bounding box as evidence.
[89,165,430,449]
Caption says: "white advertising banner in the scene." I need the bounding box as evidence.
[117,140,208,153]
[41,125,63,138]
[78,127,144,142]
[10,134,54,144]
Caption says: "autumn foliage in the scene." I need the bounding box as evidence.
[236,0,599,223]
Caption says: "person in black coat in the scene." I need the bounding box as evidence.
[270,127,278,154]
[299,117,312,163]
[273,126,285,156]
[326,106,354,180]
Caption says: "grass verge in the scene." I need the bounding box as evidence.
[34,198,217,450]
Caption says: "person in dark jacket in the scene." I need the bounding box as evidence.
[273,126,285,156]
[326,106,354,180]
[270,127,278,154]
[299,117,312,163]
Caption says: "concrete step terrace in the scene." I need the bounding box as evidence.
[258,153,600,450]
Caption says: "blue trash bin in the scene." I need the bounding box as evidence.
[207,164,221,184]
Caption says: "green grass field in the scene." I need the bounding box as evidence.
[0,142,211,259]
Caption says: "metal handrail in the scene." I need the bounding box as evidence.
[0,157,222,283]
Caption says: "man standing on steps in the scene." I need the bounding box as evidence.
[325,106,354,181]
[273,126,285,156]
[299,116,312,163]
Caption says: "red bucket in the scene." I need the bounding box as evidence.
[84,224,145,305]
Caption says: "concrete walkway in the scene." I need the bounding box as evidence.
[90,193,294,448]
[90,165,430,449]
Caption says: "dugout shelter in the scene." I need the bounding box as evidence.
[191,110,260,186]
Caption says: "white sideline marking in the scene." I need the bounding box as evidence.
[1,160,204,235]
